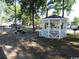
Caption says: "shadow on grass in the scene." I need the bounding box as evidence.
[0,30,79,59]
[65,34,79,42]
[35,36,79,58]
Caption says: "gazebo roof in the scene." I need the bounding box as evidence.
[43,15,67,21]
[46,15,63,18]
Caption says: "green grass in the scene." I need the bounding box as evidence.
[65,34,79,42]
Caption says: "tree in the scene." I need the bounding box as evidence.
[5,0,47,32]
[72,17,79,25]
[0,0,9,25]
[70,17,79,36]
[18,0,47,31]
[46,0,76,16]
[5,0,23,30]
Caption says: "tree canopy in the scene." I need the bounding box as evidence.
[46,0,76,16]
[3,0,76,31]
[72,17,79,25]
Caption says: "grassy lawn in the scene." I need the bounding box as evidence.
[0,28,79,59]
[66,30,79,42]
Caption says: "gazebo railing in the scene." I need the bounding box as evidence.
[39,29,61,38]
[39,29,48,37]
[49,30,59,38]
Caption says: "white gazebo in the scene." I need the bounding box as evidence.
[39,15,68,39]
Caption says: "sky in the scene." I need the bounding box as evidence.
[68,0,79,21]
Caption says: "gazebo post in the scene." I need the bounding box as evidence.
[42,20,45,29]
[64,21,67,37]
[59,20,62,39]
[41,20,45,36]
[48,20,50,38]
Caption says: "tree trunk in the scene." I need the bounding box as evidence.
[14,0,17,30]
[46,8,48,17]
[22,19,26,25]
[20,5,24,25]
[32,10,35,32]
[30,13,32,25]
[30,0,35,32]
[62,0,64,17]
[74,31,76,38]
[31,4,35,32]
